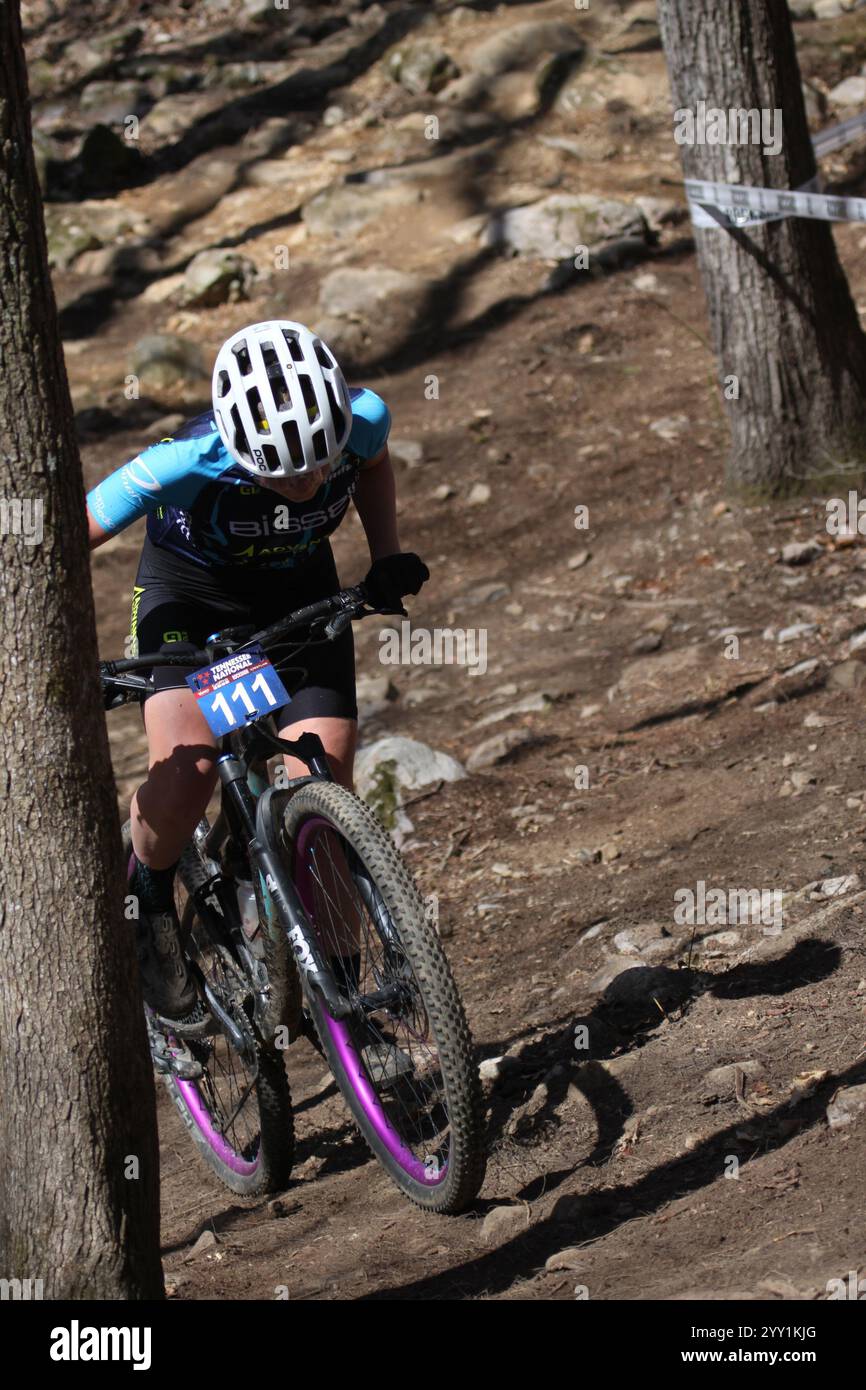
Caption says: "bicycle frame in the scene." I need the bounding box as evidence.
[100,585,399,1028]
[205,718,354,1020]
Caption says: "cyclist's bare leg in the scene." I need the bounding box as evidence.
[277,715,360,958]
[131,688,219,869]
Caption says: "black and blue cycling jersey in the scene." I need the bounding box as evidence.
[86,386,390,570]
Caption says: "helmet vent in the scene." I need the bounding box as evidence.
[262,443,280,472]
[281,419,304,467]
[283,329,305,362]
[314,341,334,369]
[216,370,231,398]
[230,404,249,459]
[312,428,329,463]
[247,387,269,431]
[298,373,320,421]
[325,380,346,440]
[233,342,253,375]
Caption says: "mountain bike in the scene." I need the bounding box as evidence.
[100,582,486,1213]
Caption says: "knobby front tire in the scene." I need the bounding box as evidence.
[282,783,486,1214]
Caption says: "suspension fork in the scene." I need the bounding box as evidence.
[215,753,352,1019]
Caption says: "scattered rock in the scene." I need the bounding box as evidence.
[389,438,424,467]
[781,540,823,566]
[184,1229,218,1261]
[649,414,689,441]
[613,923,670,955]
[461,580,510,606]
[545,1248,585,1272]
[479,1056,504,1082]
[355,673,398,721]
[829,75,866,106]
[468,482,491,505]
[701,1060,764,1100]
[180,249,257,308]
[815,874,860,898]
[777,623,818,643]
[630,633,662,655]
[466,729,536,772]
[480,1204,529,1245]
[828,659,866,691]
[473,692,551,729]
[568,550,591,570]
[387,40,459,95]
[827,1084,866,1130]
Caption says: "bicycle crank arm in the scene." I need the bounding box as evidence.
[186,959,256,1064]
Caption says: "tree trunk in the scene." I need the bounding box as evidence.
[0,2,162,1298]
[658,0,866,496]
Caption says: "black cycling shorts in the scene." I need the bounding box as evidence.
[130,537,357,722]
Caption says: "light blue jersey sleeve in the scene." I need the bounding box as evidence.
[348,388,391,462]
[86,427,229,535]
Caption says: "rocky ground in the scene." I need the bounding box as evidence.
[25,0,866,1298]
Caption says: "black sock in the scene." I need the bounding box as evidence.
[131,855,179,914]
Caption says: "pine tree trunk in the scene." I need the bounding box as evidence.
[0,1,162,1298]
[658,0,866,496]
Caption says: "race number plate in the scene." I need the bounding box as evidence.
[186,644,290,736]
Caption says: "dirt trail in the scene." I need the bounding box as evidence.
[29,0,866,1298]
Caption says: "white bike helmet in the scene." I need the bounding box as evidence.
[212,320,353,477]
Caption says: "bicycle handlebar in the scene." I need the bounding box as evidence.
[99,581,407,704]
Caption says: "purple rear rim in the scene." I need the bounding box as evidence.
[132,845,260,1177]
[294,815,446,1187]
[175,1077,260,1176]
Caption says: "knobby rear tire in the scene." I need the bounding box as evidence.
[123,821,294,1196]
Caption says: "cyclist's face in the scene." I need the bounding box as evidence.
[259,466,329,502]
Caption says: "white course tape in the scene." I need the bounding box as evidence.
[686,109,866,229]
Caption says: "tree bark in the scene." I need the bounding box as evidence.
[0,1,162,1298]
[658,0,866,496]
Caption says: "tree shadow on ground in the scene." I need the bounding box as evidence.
[480,937,841,1200]
[361,946,856,1299]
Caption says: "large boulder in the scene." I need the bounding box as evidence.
[469,20,585,77]
[44,199,149,270]
[66,26,143,79]
[482,193,649,260]
[130,334,208,394]
[180,249,257,308]
[440,19,585,112]
[316,266,430,368]
[355,736,466,833]
[79,80,152,125]
[319,265,426,318]
[302,181,422,237]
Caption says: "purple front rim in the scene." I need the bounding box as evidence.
[294,815,446,1187]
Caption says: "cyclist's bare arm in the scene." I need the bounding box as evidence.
[87,504,115,550]
[352,445,400,560]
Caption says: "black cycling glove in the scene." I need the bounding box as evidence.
[364,552,430,610]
